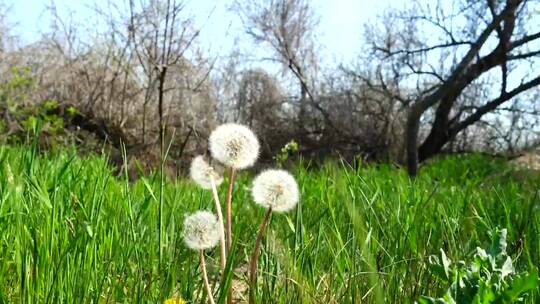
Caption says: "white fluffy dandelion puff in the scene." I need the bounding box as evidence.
[183,211,221,250]
[190,155,224,189]
[251,169,300,213]
[209,123,260,170]
[189,157,227,272]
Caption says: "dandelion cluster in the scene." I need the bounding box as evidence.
[183,211,221,250]
[190,155,223,189]
[182,123,301,304]
[209,123,260,169]
[251,169,299,213]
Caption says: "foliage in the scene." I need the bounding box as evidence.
[0,67,68,143]
[274,139,299,167]
[419,229,538,303]
[0,66,34,109]
[0,148,538,302]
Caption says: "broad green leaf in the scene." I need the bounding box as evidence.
[503,270,539,301]
[441,249,451,280]
[417,296,448,304]
[488,229,507,257]
[500,256,514,278]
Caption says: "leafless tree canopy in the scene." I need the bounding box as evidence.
[234,0,327,128]
[0,0,539,174]
[357,0,540,174]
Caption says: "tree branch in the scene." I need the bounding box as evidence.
[450,75,540,136]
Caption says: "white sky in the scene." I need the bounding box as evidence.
[7,0,398,63]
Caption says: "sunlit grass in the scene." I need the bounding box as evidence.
[0,146,538,303]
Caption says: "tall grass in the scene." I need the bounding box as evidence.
[0,146,538,303]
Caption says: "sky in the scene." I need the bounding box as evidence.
[6,0,399,63]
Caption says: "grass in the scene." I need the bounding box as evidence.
[0,144,539,303]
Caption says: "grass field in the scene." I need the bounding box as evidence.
[0,144,539,303]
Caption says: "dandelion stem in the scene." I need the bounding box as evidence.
[225,167,236,304]
[225,168,236,250]
[200,250,215,304]
[249,207,273,304]
[210,176,227,274]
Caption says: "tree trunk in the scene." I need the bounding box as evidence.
[418,133,450,163]
[142,101,147,144]
[297,73,308,132]
[158,67,167,156]
[417,96,456,162]
[405,106,422,176]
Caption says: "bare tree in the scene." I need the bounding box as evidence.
[235,68,287,156]
[12,3,138,148]
[128,0,200,148]
[234,0,334,131]
[1,0,217,159]
[0,3,8,53]
[0,2,18,56]
[364,0,540,175]
[316,68,407,160]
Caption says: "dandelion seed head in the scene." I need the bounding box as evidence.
[183,211,221,250]
[252,169,299,213]
[209,123,259,169]
[190,155,224,189]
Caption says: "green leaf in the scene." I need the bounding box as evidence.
[500,256,514,278]
[285,215,296,234]
[141,176,158,202]
[428,254,450,282]
[441,249,452,280]
[417,296,448,304]
[83,222,94,238]
[471,281,495,304]
[476,247,488,260]
[503,270,539,301]
[488,229,507,257]
[26,176,52,209]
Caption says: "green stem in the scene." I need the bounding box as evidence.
[159,125,165,266]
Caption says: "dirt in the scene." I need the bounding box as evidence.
[510,152,540,171]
